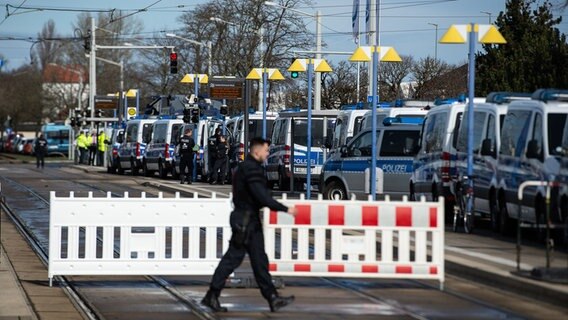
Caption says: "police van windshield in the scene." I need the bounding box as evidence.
[293,118,333,147]
[499,110,532,157]
[248,119,274,139]
[549,113,568,156]
[380,130,421,157]
[170,124,183,145]
[152,124,168,143]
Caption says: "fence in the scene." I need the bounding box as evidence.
[264,194,445,289]
[48,191,232,286]
[49,191,445,289]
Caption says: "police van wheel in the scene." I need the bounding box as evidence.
[117,158,125,175]
[158,161,168,179]
[499,201,513,236]
[325,181,346,200]
[131,159,139,176]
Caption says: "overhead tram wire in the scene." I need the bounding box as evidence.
[0,0,27,27]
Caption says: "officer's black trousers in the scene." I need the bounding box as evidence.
[36,151,45,168]
[179,154,193,182]
[209,216,276,300]
[211,157,227,183]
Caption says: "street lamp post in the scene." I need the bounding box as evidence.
[428,23,439,60]
[481,11,492,24]
[165,33,213,75]
[264,1,322,111]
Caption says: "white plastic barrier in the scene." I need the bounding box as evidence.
[48,191,232,286]
[264,195,445,289]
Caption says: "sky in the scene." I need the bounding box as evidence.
[0,0,567,71]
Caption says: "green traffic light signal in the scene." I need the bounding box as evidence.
[291,71,299,79]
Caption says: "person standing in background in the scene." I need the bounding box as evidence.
[35,133,48,169]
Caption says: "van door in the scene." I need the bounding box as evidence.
[378,129,420,194]
[342,131,379,194]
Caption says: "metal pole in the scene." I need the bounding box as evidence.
[244,80,251,158]
[467,23,475,211]
[367,0,376,98]
[306,60,313,199]
[356,62,360,102]
[435,25,438,60]
[119,60,124,124]
[257,27,264,112]
[314,10,322,111]
[89,17,96,130]
[135,89,140,115]
[194,76,199,181]
[262,70,268,139]
[370,0,380,200]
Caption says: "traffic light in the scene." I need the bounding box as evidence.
[170,52,178,74]
[182,108,191,123]
[70,117,76,127]
[290,58,299,78]
[190,107,200,123]
[83,32,91,53]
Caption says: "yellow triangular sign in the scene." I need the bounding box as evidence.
[199,75,209,84]
[288,59,306,72]
[269,69,285,80]
[480,25,506,44]
[180,74,192,83]
[349,46,371,62]
[246,69,261,80]
[381,47,402,62]
[440,25,466,44]
[315,59,332,72]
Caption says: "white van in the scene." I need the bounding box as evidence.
[331,107,369,150]
[359,107,429,133]
[143,118,185,178]
[321,122,421,200]
[231,111,277,163]
[106,127,124,174]
[495,89,568,234]
[410,103,465,221]
[266,109,338,191]
[117,118,157,175]
[196,117,225,181]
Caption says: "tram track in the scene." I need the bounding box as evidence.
[0,166,559,319]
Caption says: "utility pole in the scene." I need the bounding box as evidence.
[314,10,322,110]
[367,0,376,100]
[258,26,265,112]
[89,17,96,130]
[428,23,439,60]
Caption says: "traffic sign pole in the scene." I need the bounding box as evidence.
[306,61,314,199]
[262,70,268,139]
[467,23,476,206]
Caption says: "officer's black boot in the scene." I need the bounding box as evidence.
[201,290,227,312]
[268,293,295,312]
[180,173,184,184]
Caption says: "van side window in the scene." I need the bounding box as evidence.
[271,120,281,145]
[499,110,532,157]
[452,112,463,149]
[456,111,486,153]
[486,114,496,157]
[171,124,182,145]
[126,124,138,143]
[424,113,447,153]
[529,113,543,160]
[142,124,153,143]
[332,118,343,149]
[349,131,375,157]
[153,124,167,144]
[380,130,420,157]
[549,114,568,156]
[353,116,364,136]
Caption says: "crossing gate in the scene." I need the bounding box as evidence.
[48,191,232,286]
[264,195,445,289]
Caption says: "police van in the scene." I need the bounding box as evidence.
[106,127,124,174]
[143,117,185,178]
[453,92,530,231]
[410,100,466,221]
[196,116,225,181]
[231,111,278,163]
[358,105,429,133]
[495,89,568,234]
[331,105,370,151]
[320,119,421,200]
[117,118,157,175]
[266,109,337,191]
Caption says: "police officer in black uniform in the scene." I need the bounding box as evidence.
[177,128,195,184]
[210,134,228,184]
[207,127,221,182]
[202,137,297,313]
[35,133,48,169]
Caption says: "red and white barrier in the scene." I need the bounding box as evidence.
[264,194,445,289]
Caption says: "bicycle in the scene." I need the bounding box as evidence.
[453,175,475,233]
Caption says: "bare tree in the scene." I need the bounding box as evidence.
[410,56,455,99]
[33,20,64,69]
[378,55,414,101]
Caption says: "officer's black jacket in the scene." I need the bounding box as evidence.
[178,135,195,156]
[233,155,288,216]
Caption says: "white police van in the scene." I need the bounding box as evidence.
[106,127,124,174]
[453,92,531,231]
[321,119,421,200]
[196,115,225,181]
[143,117,185,178]
[117,118,157,175]
[266,109,338,191]
[410,99,466,221]
[495,89,568,235]
[331,104,370,150]
[230,111,277,163]
[358,105,429,133]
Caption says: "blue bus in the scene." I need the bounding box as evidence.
[41,123,72,155]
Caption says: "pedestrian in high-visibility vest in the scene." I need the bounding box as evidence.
[97,131,108,167]
[76,131,88,164]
